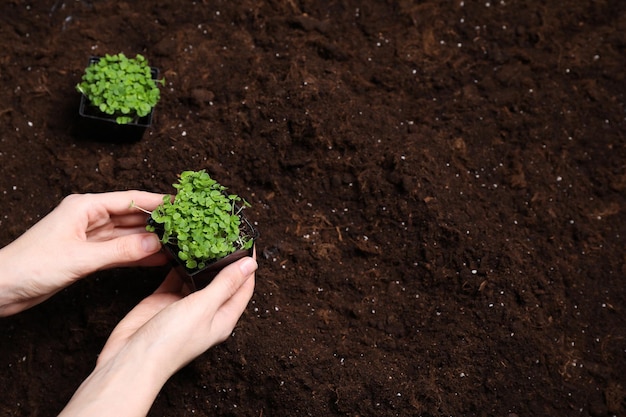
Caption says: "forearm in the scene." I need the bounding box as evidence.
[0,238,63,317]
[59,341,169,417]
[0,242,39,316]
[0,249,19,316]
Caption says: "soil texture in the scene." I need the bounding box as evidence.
[0,1,625,416]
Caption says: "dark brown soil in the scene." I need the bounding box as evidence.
[1,1,625,416]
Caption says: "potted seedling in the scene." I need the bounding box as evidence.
[76,52,164,141]
[134,170,258,291]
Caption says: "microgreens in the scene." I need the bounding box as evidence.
[76,53,164,124]
[146,170,254,270]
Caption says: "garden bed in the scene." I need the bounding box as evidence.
[0,1,624,415]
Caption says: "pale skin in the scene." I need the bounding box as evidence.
[0,191,257,416]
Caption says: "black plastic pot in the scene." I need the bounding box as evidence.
[77,57,159,142]
[152,215,259,292]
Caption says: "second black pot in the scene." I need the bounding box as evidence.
[77,57,159,142]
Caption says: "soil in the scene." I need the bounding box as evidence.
[0,1,625,416]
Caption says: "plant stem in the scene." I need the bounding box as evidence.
[130,200,152,215]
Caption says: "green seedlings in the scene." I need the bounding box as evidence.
[76,53,164,124]
[146,170,254,270]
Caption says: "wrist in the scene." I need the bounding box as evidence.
[60,341,169,416]
[0,240,62,316]
[0,243,29,316]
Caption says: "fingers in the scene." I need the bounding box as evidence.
[212,250,257,321]
[112,190,167,214]
[85,225,148,242]
[86,233,165,270]
[202,257,257,311]
[211,270,255,340]
[84,190,167,216]
[189,257,257,342]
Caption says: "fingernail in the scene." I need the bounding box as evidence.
[239,257,258,276]
[142,235,162,253]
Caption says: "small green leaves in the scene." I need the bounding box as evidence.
[76,53,163,124]
[150,170,253,270]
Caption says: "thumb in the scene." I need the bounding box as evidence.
[89,233,163,269]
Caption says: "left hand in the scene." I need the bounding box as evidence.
[0,191,167,316]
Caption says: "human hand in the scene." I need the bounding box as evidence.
[0,191,167,316]
[59,255,257,417]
